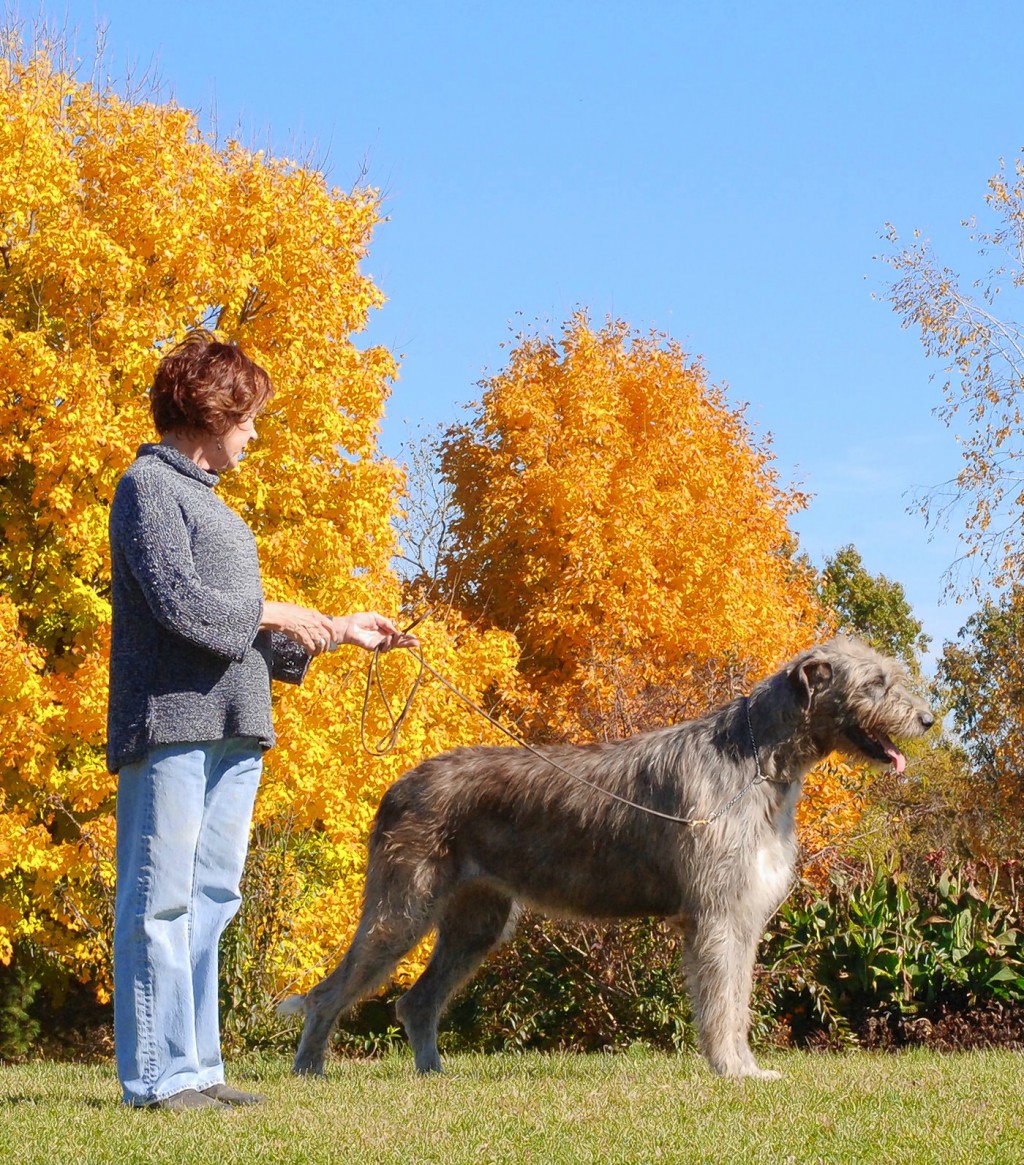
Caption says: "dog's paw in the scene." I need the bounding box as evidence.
[715,1059,782,1081]
[731,1064,781,1081]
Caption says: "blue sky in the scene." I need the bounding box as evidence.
[20,1,1024,660]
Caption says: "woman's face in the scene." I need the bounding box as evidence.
[162,412,262,473]
[212,414,258,472]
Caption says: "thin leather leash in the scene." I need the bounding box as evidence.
[360,637,783,828]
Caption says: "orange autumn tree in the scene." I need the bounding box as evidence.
[439,315,821,732]
[0,32,519,1002]
[436,315,864,863]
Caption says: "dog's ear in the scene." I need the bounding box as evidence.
[789,654,833,711]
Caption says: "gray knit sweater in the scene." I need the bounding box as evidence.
[106,443,309,773]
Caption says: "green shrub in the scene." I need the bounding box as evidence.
[0,961,43,1061]
[758,861,1024,1045]
[442,917,693,1056]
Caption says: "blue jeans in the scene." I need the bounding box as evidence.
[113,738,263,1105]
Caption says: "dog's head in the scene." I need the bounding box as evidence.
[787,636,935,771]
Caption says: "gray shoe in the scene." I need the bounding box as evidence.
[151,1088,231,1112]
[201,1083,266,1106]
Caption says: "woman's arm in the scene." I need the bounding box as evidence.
[113,474,262,661]
[259,608,416,686]
[330,612,419,653]
[259,601,337,656]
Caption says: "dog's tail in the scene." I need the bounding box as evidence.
[276,993,307,1019]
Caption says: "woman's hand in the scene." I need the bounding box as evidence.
[331,612,419,654]
[259,601,338,656]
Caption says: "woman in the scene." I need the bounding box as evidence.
[107,330,415,1111]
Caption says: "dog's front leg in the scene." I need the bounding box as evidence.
[679,911,779,1081]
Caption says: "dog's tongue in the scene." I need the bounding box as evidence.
[876,731,906,774]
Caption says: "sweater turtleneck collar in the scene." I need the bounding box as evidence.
[136,442,220,487]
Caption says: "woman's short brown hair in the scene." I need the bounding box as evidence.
[149,330,274,436]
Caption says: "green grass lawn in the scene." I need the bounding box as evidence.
[1,1048,1020,1164]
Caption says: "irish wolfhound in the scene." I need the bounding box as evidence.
[280,637,934,1080]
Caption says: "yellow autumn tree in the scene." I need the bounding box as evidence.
[435,315,867,863]
[0,31,519,1002]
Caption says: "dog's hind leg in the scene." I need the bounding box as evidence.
[290,911,432,1076]
[395,884,517,1073]
[290,858,449,1076]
